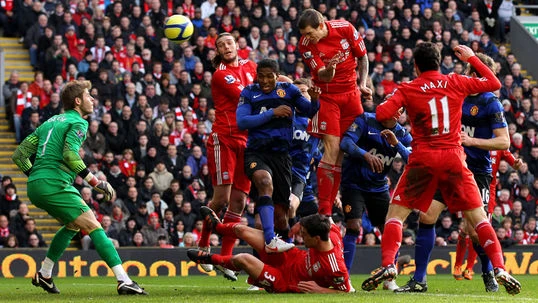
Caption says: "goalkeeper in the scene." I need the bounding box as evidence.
[12,80,146,295]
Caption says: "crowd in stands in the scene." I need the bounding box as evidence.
[1,0,537,249]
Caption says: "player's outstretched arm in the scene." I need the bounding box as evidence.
[454,45,501,93]
[12,133,39,176]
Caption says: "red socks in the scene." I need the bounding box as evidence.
[381,219,403,267]
[215,222,240,237]
[220,210,242,256]
[466,237,478,270]
[455,234,466,267]
[317,161,341,216]
[198,220,211,248]
[475,220,504,269]
[210,254,239,272]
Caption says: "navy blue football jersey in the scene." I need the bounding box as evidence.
[462,92,507,174]
[340,113,412,192]
[236,82,319,152]
[290,114,321,183]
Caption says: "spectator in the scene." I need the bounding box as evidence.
[133,202,149,230]
[436,216,454,240]
[174,201,197,232]
[146,191,169,220]
[3,234,18,248]
[148,160,174,194]
[0,215,11,245]
[170,220,185,246]
[16,218,46,248]
[496,226,515,248]
[118,218,139,247]
[140,212,168,246]
[0,184,21,218]
[131,231,146,247]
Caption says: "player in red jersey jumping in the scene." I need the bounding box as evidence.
[198,33,257,281]
[298,9,371,216]
[361,43,521,295]
[189,207,353,294]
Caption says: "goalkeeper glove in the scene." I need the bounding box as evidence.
[94,180,115,202]
[84,173,115,202]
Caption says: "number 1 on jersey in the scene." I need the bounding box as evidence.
[41,128,54,156]
[427,96,449,136]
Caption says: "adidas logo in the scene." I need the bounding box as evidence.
[394,195,401,201]
[483,239,494,248]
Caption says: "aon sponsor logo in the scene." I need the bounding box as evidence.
[369,148,395,167]
[461,125,476,137]
[293,129,310,141]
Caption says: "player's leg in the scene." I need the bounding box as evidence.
[446,159,520,295]
[454,231,467,280]
[310,98,341,216]
[341,187,365,273]
[396,196,444,293]
[288,174,305,220]
[363,157,438,291]
[74,211,146,294]
[27,180,86,294]
[271,153,293,244]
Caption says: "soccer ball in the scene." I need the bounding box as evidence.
[164,15,194,43]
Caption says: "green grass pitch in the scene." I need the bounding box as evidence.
[0,274,536,303]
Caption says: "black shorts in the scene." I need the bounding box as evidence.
[291,174,306,201]
[434,173,492,206]
[245,150,292,207]
[340,187,390,227]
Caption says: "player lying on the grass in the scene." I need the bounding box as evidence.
[12,80,146,295]
[394,53,510,294]
[188,207,353,293]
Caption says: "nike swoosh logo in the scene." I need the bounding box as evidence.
[120,284,144,293]
[253,94,262,99]
[265,245,279,252]
[40,277,54,289]
[368,131,378,135]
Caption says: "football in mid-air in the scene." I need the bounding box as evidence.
[164,15,194,43]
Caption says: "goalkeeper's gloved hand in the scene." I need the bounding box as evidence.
[93,180,115,202]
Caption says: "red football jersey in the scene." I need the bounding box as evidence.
[377,56,501,150]
[286,224,351,292]
[211,59,257,138]
[299,20,366,94]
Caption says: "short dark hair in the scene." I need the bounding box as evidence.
[413,42,441,73]
[298,8,324,30]
[300,214,331,241]
[257,59,279,73]
[466,53,495,78]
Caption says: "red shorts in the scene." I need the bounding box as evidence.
[391,148,483,213]
[247,264,290,293]
[247,248,303,293]
[206,133,251,194]
[308,88,363,137]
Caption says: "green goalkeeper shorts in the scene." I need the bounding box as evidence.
[27,179,90,225]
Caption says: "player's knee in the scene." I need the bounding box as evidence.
[232,253,251,269]
[346,219,361,233]
[419,212,437,225]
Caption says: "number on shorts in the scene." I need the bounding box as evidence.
[41,128,54,156]
[427,96,449,136]
[480,187,490,205]
[264,271,275,282]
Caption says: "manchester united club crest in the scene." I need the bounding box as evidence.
[340,39,349,50]
[276,89,286,98]
[344,205,352,213]
[470,105,479,116]
[250,162,257,169]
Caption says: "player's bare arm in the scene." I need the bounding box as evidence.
[357,55,372,100]
[307,86,321,101]
[461,127,510,150]
[297,281,350,294]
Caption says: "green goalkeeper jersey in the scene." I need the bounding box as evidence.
[13,110,89,184]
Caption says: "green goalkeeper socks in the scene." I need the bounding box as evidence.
[89,228,122,268]
[46,226,79,263]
